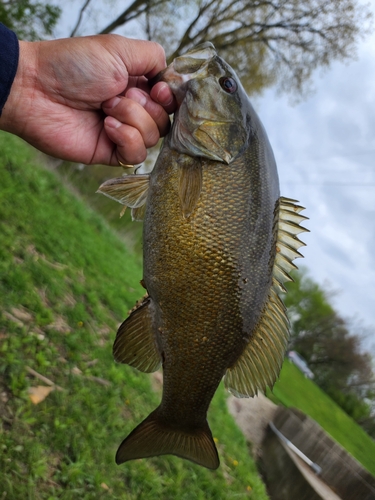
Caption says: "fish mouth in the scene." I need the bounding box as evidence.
[150,42,217,104]
[172,42,216,74]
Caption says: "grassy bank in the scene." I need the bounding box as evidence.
[57,152,375,478]
[0,132,268,499]
[270,360,375,476]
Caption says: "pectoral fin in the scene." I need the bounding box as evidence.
[113,296,162,373]
[224,197,309,397]
[97,174,150,221]
[179,161,203,217]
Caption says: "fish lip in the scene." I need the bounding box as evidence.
[179,41,216,60]
[149,43,217,103]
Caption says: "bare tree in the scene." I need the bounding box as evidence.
[70,0,93,37]
[99,0,167,37]
[92,0,372,95]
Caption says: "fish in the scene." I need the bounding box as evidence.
[97,42,308,470]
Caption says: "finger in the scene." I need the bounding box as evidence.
[104,116,147,166]
[125,88,171,136]
[124,75,149,94]
[103,94,161,147]
[150,82,177,115]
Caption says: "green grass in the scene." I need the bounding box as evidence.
[58,156,375,480]
[269,360,375,476]
[0,132,268,499]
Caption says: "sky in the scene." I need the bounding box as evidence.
[56,2,375,351]
[256,27,375,351]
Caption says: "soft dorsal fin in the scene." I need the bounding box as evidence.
[113,296,162,373]
[224,197,309,397]
[224,288,289,397]
[97,174,150,221]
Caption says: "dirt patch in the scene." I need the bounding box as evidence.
[46,315,72,334]
[151,371,163,393]
[227,393,278,457]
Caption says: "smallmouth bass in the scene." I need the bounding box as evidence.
[98,42,308,470]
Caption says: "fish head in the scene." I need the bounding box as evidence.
[159,43,250,164]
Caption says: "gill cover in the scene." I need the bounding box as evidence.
[161,43,249,164]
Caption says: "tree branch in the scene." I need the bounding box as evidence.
[99,0,165,34]
[70,0,92,37]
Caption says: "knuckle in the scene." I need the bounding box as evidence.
[118,146,146,165]
[123,126,140,145]
[120,129,147,164]
[129,149,147,165]
[145,129,160,149]
[150,41,166,61]
[150,103,165,123]
[144,101,169,135]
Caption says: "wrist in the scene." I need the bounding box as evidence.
[0,41,39,136]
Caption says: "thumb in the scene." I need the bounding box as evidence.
[115,38,167,79]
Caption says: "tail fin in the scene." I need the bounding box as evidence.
[116,408,219,470]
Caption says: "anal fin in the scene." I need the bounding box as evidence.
[113,296,161,373]
[224,197,308,397]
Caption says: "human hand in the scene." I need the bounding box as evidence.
[0,34,176,165]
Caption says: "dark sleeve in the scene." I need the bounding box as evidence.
[0,23,19,116]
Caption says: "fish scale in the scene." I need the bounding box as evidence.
[146,155,269,348]
[98,42,308,469]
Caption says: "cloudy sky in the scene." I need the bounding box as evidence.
[256,25,375,350]
[57,2,375,350]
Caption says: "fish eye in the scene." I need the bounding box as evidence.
[219,77,237,94]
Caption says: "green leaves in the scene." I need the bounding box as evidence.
[283,268,375,431]
[0,0,61,40]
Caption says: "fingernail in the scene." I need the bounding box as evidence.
[105,116,121,129]
[104,96,121,109]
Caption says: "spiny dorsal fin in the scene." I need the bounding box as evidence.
[224,197,308,397]
[273,197,309,293]
[97,174,150,221]
[113,296,162,373]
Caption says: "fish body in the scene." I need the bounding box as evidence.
[98,43,307,469]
